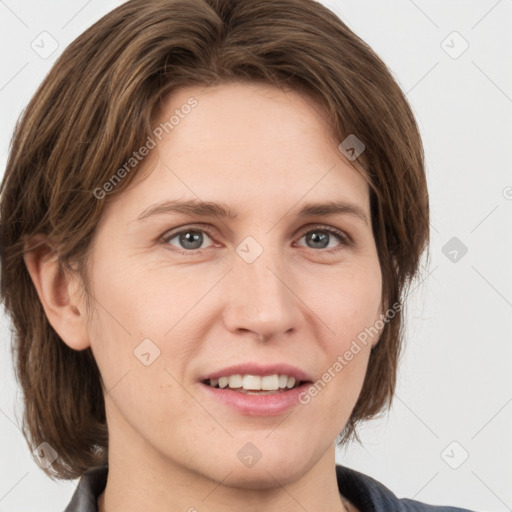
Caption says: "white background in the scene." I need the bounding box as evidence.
[1,1,511,511]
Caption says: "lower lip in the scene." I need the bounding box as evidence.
[198,382,312,416]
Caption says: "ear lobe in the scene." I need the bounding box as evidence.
[392,254,399,277]
[371,256,399,350]
[371,293,388,350]
[370,301,384,350]
[23,234,91,351]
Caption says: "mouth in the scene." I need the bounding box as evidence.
[202,374,309,395]
[198,363,314,415]
[198,366,314,416]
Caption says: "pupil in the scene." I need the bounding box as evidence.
[308,231,328,248]
[180,231,202,250]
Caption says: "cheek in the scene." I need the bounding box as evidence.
[85,248,169,342]
[318,259,382,343]
[309,259,382,401]
[84,253,206,405]
[308,293,380,433]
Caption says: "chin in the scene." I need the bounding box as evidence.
[223,464,308,490]
[202,451,311,489]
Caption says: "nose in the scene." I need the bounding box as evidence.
[222,243,301,341]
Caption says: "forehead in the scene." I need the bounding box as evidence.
[157,81,338,156]
[108,82,370,222]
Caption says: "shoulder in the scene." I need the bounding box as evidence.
[336,464,475,512]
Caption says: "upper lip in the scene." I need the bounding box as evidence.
[200,363,313,382]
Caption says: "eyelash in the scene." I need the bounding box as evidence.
[160,223,352,255]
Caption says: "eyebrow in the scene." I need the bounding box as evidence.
[136,199,369,225]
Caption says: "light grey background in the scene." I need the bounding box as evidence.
[1,1,511,511]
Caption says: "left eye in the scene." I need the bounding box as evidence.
[162,225,349,253]
[296,227,349,250]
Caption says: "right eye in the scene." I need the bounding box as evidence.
[161,226,217,253]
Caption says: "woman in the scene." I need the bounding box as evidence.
[0,0,475,510]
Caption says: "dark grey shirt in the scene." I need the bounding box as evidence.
[64,465,476,511]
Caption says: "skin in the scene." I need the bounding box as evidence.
[25,82,384,512]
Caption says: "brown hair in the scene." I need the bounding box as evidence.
[0,0,429,480]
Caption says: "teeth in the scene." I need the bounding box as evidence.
[228,374,243,388]
[261,375,279,390]
[243,375,261,390]
[207,374,300,391]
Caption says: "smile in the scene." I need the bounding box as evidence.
[204,374,303,392]
[199,375,312,417]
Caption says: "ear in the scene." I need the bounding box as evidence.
[23,234,91,351]
[392,254,399,276]
[371,255,399,350]
[370,298,385,350]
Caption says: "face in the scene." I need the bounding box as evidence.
[82,82,382,487]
